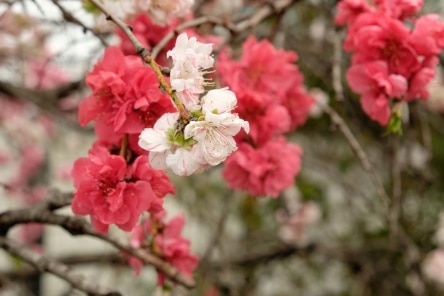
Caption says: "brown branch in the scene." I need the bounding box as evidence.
[0,236,121,296]
[235,0,297,32]
[0,253,125,281]
[151,0,300,59]
[0,79,84,107]
[151,15,230,59]
[0,202,196,288]
[322,105,390,205]
[49,0,108,46]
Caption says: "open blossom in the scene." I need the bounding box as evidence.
[79,46,175,144]
[129,213,199,285]
[139,112,206,176]
[223,137,302,198]
[217,36,313,143]
[184,88,249,165]
[167,32,214,111]
[347,60,407,124]
[334,0,375,25]
[71,145,173,233]
[139,89,248,175]
[408,14,444,57]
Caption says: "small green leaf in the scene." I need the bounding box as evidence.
[384,114,402,135]
[82,0,101,15]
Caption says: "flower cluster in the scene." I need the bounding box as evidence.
[217,36,313,197]
[72,146,174,233]
[129,212,198,285]
[73,46,176,233]
[336,0,444,125]
[78,46,176,154]
[138,33,249,176]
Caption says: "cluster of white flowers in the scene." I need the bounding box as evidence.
[139,33,249,176]
[167,33,214,111]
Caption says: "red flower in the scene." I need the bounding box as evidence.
[71,146,156,233]
[78,46,174,144]
[347,60,407,125]
[223,137,302,198]
[129,213,199,285]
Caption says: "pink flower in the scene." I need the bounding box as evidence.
[218,37,298,98]
[129,213,199,285]
[334,0,375,25]
[235,90,291,145]
[71,146,155,233]
[375,0,424,19]
[406,57,438,101]
[347,61,407,97]
[223,137,302,198]
[282,79,315,131]
[408,14,444,57]
[350,15,419,77]
[78,46,174,143]
[217,36,312,139]
[129,156,175,214]
[347,60,407,124]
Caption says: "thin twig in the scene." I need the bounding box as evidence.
[0,206,196,288]
[151,0,300,59]
[322,105,390,205]
[151,15,229,59]
[49,0,108,46]
[0,236,121,296]
[332,29,344,102]
[389,137,402,239]
[200,191,235,265]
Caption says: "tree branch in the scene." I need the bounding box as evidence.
[0,196,196,288]
[0,236,121,296]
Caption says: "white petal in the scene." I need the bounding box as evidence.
[139,128,169,152]
[166,147,205,176]
[149,151,168,170]
[202,88,237,114]
[154,112,179,130]
[200,128,237,166]
[184,121,207,140]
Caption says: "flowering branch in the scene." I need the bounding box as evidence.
[86,0,190,119]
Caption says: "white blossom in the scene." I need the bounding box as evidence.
[168,33,214,111]
[138,112,206,176]
[139,112,179,170]
[184,88,249,166]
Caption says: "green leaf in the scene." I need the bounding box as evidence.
[82,0,101,15]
